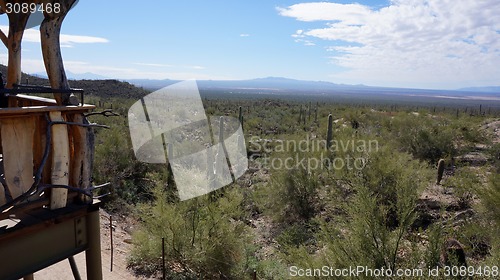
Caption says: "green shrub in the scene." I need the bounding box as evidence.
[479,173,500,265]
[425,224,444,267]
[444,168,481,210]
[264,163,320,223]
[390,114,455,163]
[129,184,251,279]
[321,148,432,270]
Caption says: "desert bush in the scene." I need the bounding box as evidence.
[479,173,500,265]
[129,184,251,279]
[488,143,500,173]
[321,148,432,270]
[444,168,481,210]
[260,152,321,223]
[425,223,444,267]
[389,114,455,163]
[94,126,145,202]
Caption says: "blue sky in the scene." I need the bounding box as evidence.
[1,0,499,89]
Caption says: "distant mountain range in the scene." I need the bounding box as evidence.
[26,71,500,98]
[458,86,500,93]
[17,68,500,103]
[127,76,500,100]
[32,71,110,80]
[127,77,372,91]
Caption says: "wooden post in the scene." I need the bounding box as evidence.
[40,0,78,105]
[4,10,30,87]
[49,111,70,209]
[1,6,31,106]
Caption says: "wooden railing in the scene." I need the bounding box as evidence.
[0,94,95,218]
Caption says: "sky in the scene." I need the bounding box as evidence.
[0,0,499,90]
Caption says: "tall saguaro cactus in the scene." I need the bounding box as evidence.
[238,105,244,129]
[308,101,311,121]
[436,159,445,185]
[326,114,333,148]
[298,105,303,124]
[314,103,318,122]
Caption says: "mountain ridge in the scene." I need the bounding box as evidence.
[126,76,500,99]
[0,65,149,100]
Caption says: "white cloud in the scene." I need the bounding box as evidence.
[0,26,109,47]
[277,2,371,24]
[134,63,174,67]
[295,39,316,46]
[279,0,500,89]
[59,34,109,44]
[240,33,250,37]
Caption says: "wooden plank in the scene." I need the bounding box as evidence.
[0,117,35,200]
[69,113,94,204]
[49,111,70,209]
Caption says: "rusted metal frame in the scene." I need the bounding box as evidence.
[84,109,120,118]
[1,85,85,105]
[0,203,101,280]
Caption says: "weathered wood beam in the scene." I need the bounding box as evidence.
[69,114,94,204]
[6,11,30,89]
[49,111,70,209]
[40,0,78,105]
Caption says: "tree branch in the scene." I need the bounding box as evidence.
[0,29,7,48]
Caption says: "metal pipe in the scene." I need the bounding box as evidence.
[110,215,113,272]
[85,210,102,280]
[68,256,82,280]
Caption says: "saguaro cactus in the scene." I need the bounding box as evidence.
[327,114,333,148]
[238,106,244,129]
[308,102,311,121]
[315,103,318,122]
[298,105,303,124]
[437,159,445,184]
